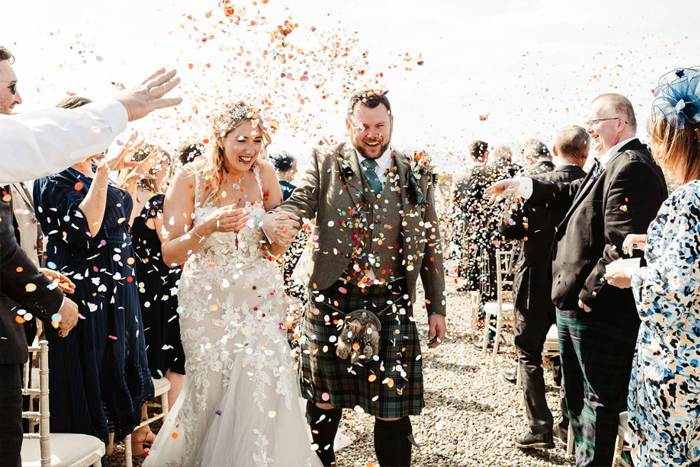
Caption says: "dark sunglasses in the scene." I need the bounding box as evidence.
[0,80,17,95]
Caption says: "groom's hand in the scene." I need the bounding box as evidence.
[427,314,446,349]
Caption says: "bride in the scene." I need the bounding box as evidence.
[144,102,321,467]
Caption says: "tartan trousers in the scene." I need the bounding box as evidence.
[557,308,638,467]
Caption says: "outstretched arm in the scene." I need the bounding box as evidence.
[0,68,181,184]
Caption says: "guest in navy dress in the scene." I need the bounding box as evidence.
[272,150,297,201]
[271,151,308,309]
[128,145,186,407]
[33,97,153,448]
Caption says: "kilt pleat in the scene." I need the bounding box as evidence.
[299,280,424,418]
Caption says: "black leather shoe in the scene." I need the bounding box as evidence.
[502,370,517,385]
[553,424,568,446]
[515,432,554,450]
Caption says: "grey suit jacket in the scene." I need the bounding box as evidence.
[280,143,446,317]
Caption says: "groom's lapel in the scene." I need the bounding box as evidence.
[337,143,365,209]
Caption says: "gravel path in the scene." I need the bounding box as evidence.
[106,279,575,467]
[332,281,575,467]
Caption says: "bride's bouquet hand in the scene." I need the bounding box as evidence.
[201,204,250,234]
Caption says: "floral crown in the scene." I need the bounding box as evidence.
[212,101,262,137]
[652,67,700,130]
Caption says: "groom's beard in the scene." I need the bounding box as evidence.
[353,137,391,160]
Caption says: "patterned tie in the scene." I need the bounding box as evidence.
[360,159,383,195]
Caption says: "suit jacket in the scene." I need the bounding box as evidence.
[9,182,43,267]
[280,142,446,317]
[529,139,667,322]
[0,193,63,365]
[499,164,586,313]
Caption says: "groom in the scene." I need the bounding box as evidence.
[265,90,446,466]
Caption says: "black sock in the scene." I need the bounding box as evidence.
[374,417,413,467]
[306,401,342,466]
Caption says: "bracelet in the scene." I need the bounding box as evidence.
[192,224,205,241]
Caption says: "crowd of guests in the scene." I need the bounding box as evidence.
[450,69,700,466]
[1,38,700,467]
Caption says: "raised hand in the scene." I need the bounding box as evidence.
[99,132,144,173]
[200,204,251,235]
[485,179,521,203]
[113,68,182,122]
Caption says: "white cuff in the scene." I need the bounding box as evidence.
[514,177,533,199]
[90,99,129,135]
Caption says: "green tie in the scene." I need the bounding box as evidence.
[360,159,383,195]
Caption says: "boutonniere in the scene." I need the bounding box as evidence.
[405,150,433,206]
[410,150,433,178]
[340,157,354,180]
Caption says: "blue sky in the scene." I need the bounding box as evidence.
[3,0,699,171]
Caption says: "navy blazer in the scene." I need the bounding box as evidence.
[499,164,587,313]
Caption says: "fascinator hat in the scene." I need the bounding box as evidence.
[652,67,700,130]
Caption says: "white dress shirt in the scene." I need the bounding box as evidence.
[514,137,637,199]
[355,146,394,185]
[0,99,127,184]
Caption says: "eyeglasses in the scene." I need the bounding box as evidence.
[584,117,621,128]
[0,80,17,95]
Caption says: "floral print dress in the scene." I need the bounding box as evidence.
[629,180,700,466]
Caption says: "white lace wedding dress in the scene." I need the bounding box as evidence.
[144,168,321,467]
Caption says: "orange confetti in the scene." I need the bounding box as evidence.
[171,432,179,439]
[368,374,377,382]
[74,182,84,191]
[387,378,395,388]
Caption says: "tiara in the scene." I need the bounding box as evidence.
[213,102,260,136]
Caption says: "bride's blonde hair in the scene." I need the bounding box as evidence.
[199,101,272,205]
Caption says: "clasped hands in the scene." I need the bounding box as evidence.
[261,210,301,247]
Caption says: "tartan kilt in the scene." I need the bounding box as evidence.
[299,279,424,418]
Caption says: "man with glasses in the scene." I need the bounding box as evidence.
[0,48,21,115]
[486,94,667,466]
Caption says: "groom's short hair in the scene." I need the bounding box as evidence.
[347,89,391,116]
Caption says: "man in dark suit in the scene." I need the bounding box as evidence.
[460,144,521,342]
[488,95,667,466]
[0,189,80,466]
[451,140,489,288]
[499,129,589,450]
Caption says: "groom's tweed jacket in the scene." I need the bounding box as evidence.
[280,142,446,317]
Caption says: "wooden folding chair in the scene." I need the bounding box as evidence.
[482,249,516,366]
[612,411,632,467]
[119,377,171,467]
[21,340,105,467]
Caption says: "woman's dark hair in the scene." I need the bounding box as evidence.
[271,151,295,172]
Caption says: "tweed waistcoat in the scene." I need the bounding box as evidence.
[342,163,404,286]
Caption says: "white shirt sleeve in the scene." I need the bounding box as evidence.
[0,99,128,184]
[514,176,533,199]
